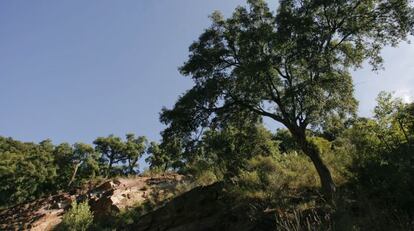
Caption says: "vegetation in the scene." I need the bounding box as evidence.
[0,0,413,230]
[97,93,413,230]
[0,138,57,206]
[0,133,148,207]
[159,0,413,201]
[59,200,94,231]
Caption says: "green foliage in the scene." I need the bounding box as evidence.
[0,133,148,207]
[0,137,57,205]
[352,144,414,212]
[193,170,221,186]
[339,94,414,225]
[54,143,75,188]
[227,94,414,229]
[234,142,352,202]
[145,141,170,171]
[399,103,414,136]
[160,0,413,199]
[93,134,148,176]
[59,200,93,231]
[274,129,298,154]
[374,91,414,146]
[54,142,100,188]
[149,113,280,179]
[0,0,413,227]
[94,135,126,176]
[68,143,100,187]
[125,134,147,174]
[235,155,284,201]
[194,122,280,178]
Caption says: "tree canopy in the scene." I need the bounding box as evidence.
[160,0,414,200]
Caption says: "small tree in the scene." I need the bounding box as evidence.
[60,200,93,231]
[145,141,170,171]
[54,143,75,188]
[94,135,126,177]
[68,143,98,187]
[197,121,280,178]
[124,134,147,174]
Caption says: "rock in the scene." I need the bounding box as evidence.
[96,181,117,192]
[51,194,74,210]
[90,197,121,218]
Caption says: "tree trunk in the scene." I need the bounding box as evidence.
[128,159,136,175]
[290,127,336,203]
[397,119,410,144]
[107,158,113,177]
[128,159,133,175]
[68,162,81,187]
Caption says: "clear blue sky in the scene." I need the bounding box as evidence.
[1,0,413,145]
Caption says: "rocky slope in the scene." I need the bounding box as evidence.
[0,174,187,231]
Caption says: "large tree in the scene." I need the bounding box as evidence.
[160,0,413,200]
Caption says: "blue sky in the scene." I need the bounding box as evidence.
[1,0,413,145]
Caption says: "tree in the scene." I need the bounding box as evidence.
[124,134,147,174]
[196,119,279,178]
[148,135,185,171]
[60,200,93,231]
[160,0,413,200]
[146,141,171,171]
[274,129,298,154]
[94,134,147,176]
[68,143,98,186]
[343,96,414,218]
[398,102,414,143]
[54,143,74,187]
[94,135,126,177]
[374,92,414,147]
[0,137,57,205]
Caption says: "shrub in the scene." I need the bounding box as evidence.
[234,155,292,201]
[59,200,93,231]
[233,146,353,203]
[351,144,414,212]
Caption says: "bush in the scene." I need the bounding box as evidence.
[59,200,93,231]
[233,145,353,204]
[351,144,414,213]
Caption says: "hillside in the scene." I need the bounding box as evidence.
[0,174,188,230]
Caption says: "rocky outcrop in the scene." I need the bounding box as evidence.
[0,174,187,231]
[89,174,187,219]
